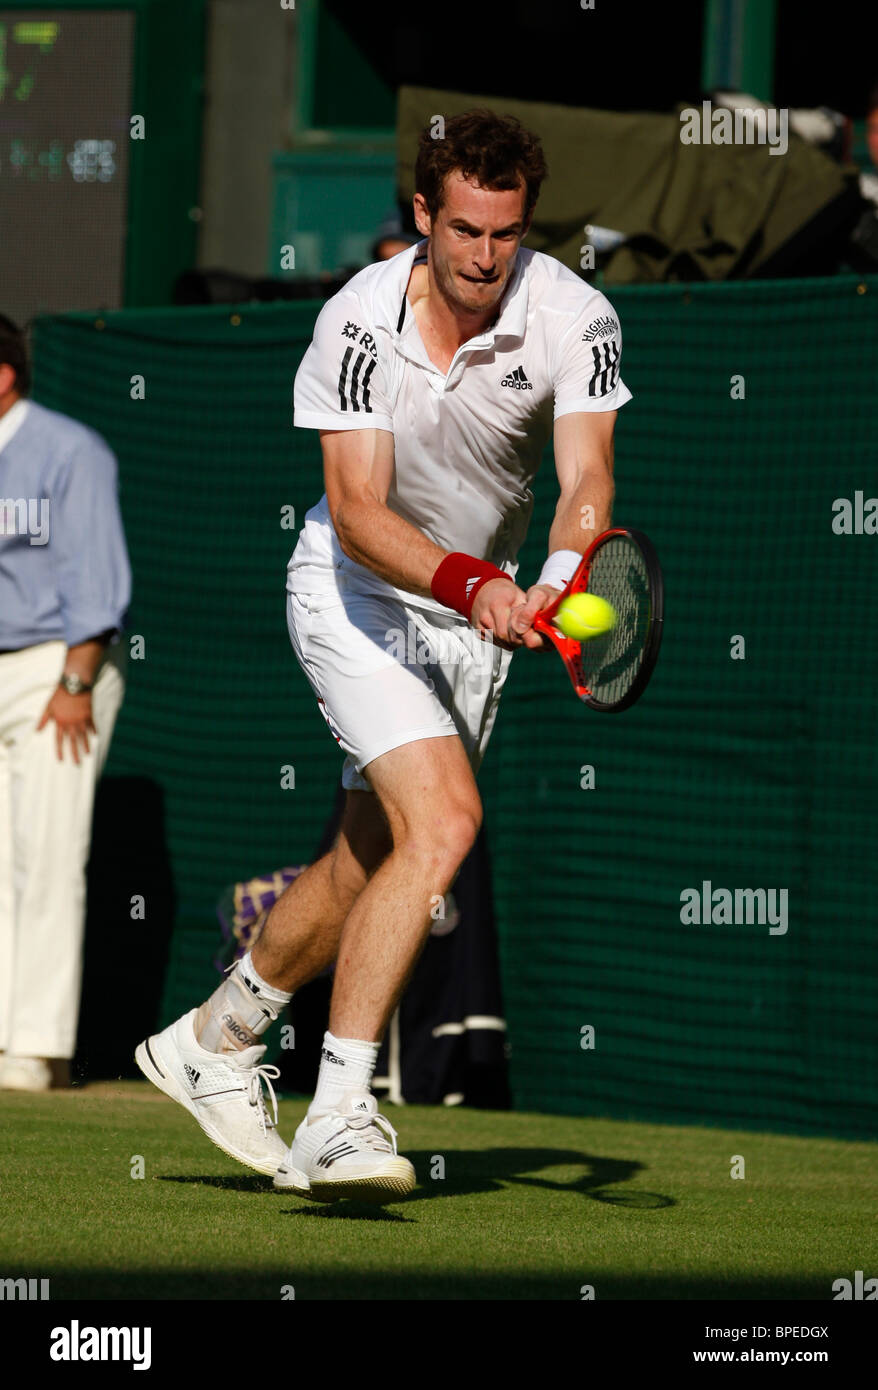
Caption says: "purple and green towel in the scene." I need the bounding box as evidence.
[214,866,305,973]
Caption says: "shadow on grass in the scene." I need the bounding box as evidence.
[401,1147,674,1210]
[159,1175,272,1194]
[155,1146,673,1215]
[158,1175,414,1221]
[285,1203,415,1223]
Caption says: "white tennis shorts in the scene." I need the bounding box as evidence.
[287,584,513,791]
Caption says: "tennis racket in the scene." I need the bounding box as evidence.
[532,527,664,712]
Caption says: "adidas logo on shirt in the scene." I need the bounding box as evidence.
[500,366,533,390]
[184,1063,201,1089]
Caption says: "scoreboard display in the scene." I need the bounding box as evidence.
[0,10,135,322]
[0,1,204,324]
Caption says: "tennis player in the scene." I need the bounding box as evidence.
[137,109,631,1201]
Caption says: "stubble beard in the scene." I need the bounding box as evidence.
[433,249,509,318]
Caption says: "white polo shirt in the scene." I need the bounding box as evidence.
[290,240,631,614]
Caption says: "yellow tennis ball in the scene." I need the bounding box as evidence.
[555,592,617,641]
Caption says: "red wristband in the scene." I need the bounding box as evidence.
[430,552,514,620]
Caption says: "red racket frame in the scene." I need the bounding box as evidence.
[531,526,663,712]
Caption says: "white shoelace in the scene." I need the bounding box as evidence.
[245,1063,281,1133]
[329,1108,399,1155]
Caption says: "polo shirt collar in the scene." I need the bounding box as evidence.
[384,240,529,349]
[0,398,30,455]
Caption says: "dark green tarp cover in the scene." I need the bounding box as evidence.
[397,86,861,282]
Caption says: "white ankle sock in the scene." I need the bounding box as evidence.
[309,1031,380,1118]
[195,951,293,1055]
[238,951,294,1008]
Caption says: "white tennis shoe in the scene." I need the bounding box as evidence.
[274,1092,416,1203]
[135,1008,287,1176]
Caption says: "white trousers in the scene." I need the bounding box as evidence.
[0,640,125,1058]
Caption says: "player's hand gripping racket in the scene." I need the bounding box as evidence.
[532,528,664,712]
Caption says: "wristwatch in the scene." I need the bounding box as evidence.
[59,673,93,695]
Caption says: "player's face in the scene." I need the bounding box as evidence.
[422,173,531,315]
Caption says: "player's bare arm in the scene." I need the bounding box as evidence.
[322,426,443,595]
[323,426,530,647]
[509,409,617,647]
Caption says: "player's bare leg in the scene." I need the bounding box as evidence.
[247,788,392,994]
[275,733,481,1202]
[135,789,391,1175]
[329,737,481,1040]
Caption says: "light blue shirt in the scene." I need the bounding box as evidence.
[0,399,131,650]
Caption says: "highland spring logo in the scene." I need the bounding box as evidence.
[679,101,788,156]
[680,882,788,935]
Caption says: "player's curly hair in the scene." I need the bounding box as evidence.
[415,109,548,222]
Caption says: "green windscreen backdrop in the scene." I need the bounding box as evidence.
[31,276,878,1141]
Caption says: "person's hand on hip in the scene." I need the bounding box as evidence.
[37,687,96,764]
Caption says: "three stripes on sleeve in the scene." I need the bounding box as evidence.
[337,339,618,409]
[588,340,620,398]
[338,347,377,413]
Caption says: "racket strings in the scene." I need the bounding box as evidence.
[580,538,652,704]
